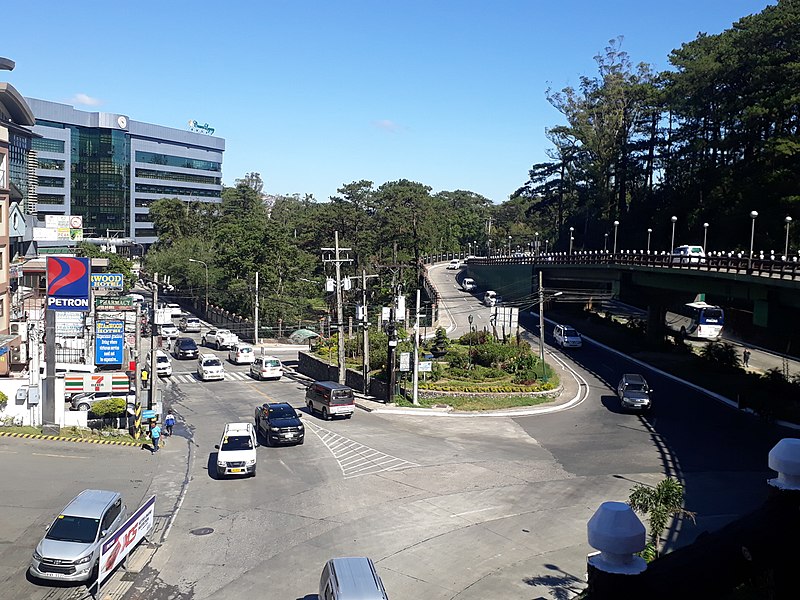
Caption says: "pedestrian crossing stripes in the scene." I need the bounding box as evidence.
[168,371,263,384]
[306,421,419,479]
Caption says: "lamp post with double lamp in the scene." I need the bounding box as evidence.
[785,216,792,258]
[703,222,709,251]
[647,228,652,253]
[613,221,619,254]
[569,227,574,255]
[188,259,209,316]
[467,314,474,369]
[535,231,540,256]
[508,235,512,256]
[749,211,759,263]
[670,215,677,252]
[604,233,608,253]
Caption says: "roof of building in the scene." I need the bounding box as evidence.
[0,82,35,126]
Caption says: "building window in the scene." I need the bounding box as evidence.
[134,183,220,198]
[135,168,221,185]
[37,194,66,205]
[0,151,7,189]
[0,297,4,318]
[38,176,65,188]
[134,151,221,172]
[32,138,65,153]
[38,157,65,170]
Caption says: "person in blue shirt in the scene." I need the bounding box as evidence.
[164,412,176,437]
[149,421,162,453]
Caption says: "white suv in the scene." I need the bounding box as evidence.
[553,324,583,348]
[215,423,257,478]
[197,353,225,381]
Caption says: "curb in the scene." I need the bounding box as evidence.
[0,430,142,447]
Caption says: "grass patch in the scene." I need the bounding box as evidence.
[0,425,42,435]
[0,425,138,444]
[395,393,556,411]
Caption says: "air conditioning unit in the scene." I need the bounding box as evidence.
[10,322,28,342]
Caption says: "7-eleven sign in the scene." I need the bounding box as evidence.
[64,372,130,394]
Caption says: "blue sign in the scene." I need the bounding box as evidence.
[91,273,125,290]
[47,257,91,312]
[142,410,157,420]
[95,320,125,365]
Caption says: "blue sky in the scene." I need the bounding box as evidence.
[5,0,775,204]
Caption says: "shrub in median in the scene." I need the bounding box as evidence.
[89,398,126,418]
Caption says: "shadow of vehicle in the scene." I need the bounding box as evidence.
[207,451,220,479]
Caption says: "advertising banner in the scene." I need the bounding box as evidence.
[98,495,155,585]
[47,257,91,312]
[91,273,125,290]
[96,296,135,311]
[64,372,130,395]
[95,320,125,365]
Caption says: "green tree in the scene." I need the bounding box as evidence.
[628,477,696,561]
[78,243,134,290]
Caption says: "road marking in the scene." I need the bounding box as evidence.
[32,452,88,459]
[450,506,501,518]
[306,421,419,479]
[0,449,18,454]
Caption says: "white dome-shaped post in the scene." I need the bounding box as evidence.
[768,438,800,491]
[587,501,647,574]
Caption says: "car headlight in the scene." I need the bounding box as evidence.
[217,460,226,467]
[246,459,256,465]
[75,554,93,565]
[32,550,42,561]
[298,425,304,431]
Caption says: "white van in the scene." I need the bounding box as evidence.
[446,259,461,270]
[461,278,476,292]
[672,245,705,264]
[483,290,498,307]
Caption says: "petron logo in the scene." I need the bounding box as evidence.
[47,257,91,312]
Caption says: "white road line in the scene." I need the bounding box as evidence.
[32,452,88,459]
[450,506,501,518]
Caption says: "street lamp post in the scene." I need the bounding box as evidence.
[508,235,512,256]
[703,222,709,251]
[647,228,652,253]
[467,314,474,369]
[535,231,540,256]
[670,215,677,252]
[749,210,759,262]
[569,227,574,255]
[613,221,619,254]
[785,216,792,258]
[188,258,209,315]
[604,233,608,253]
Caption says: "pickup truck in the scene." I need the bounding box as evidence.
[202,328,239,350]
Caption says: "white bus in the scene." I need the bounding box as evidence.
[665,301,724,340]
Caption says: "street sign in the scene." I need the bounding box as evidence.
[419,361,432,372]
[95,320,125,365]
[91,273,125,290]
[142,409,157,420]
[95,296,134,311]
[399,352,411,372]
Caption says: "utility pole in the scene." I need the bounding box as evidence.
[387,297,398,403]
[322,231,352,385]
[411,288,421,405]
[254,271,260,345]
[361,270,370,395]
[134,302,141,404]
[538,270,546,382]
[149,283,158,411]
[43,309,57,435]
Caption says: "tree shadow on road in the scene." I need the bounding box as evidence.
[523,562,585,600]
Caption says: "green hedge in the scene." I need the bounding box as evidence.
[89,398,126,418]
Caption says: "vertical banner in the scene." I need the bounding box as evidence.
[95,320,125,365]
[46,257,91,312]
[98,495,155,585]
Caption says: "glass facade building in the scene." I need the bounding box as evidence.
[26,98,225,244]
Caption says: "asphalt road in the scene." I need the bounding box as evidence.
[1,279,791,600]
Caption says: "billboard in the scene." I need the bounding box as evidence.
[91,273,125,290]
[95,320,125,364]
[47,257,91,312]
[98,496,155,585]
[64,372,130,395]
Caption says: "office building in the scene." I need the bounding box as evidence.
[25,98,225,245]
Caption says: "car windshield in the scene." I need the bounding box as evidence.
[157,355,169,364]
[238,347,252,354]
[264,359,280,367]
[186,319,199,324]
[564,328,578,336]
[203,359,222,367]
[221,435,252,451]
[179,340,197,349]
[626,383,647,392]
[46,515,100,544]
[269,406,296,419]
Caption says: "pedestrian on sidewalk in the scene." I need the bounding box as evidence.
[164,411,175,437]
[149,421,161,453]
[743,348,751,368]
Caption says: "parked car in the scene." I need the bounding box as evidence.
[319,557,389,600]
[159,323,179,339]
[197,353,225,381]
[553,324,582,349]
[172,337,199,360]
[228,343,255,365]
[146,349,173,377]
[202,328,238,350]
[69,391,136,412]
[254,402,304,446]
[616,373,653,411]
[446,259,461,270]
[29,489,127,582]
[178,316,201,333]
[214,422,257,477]
[249,355,283,380]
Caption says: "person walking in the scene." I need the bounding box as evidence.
[743,348,751,368]
[164,412,175,437]
[149,421,162,453]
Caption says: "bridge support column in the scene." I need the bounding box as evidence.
[753,298,769,328]
[646,304,666,344]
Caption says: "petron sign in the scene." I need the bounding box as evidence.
[47,257,91,312]
[91,273,125,290]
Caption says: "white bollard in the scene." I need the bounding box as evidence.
[587,501,647,574]
[768,438,800,491]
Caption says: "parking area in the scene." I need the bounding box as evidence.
[0,436,157,599]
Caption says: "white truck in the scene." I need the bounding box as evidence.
[202,328,239,350]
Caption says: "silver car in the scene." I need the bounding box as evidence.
[30,489,127,582]
[616,374,653,411]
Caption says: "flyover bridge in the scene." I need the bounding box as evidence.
[423,251,800,347]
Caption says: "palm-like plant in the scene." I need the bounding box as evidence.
[628,477,696,561]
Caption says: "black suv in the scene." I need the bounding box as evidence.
[172,337,199,360]
[254,402,304,446]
